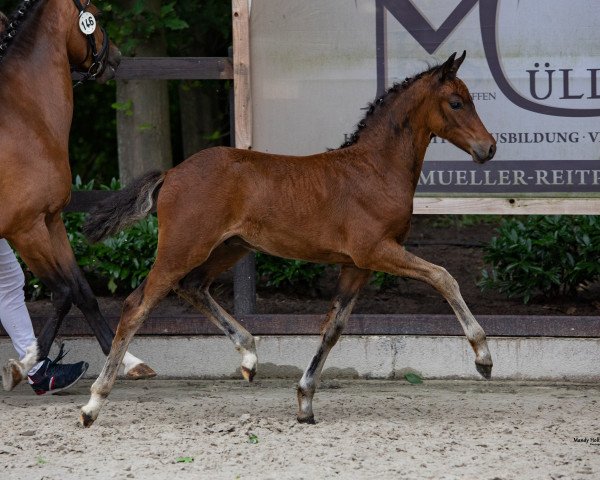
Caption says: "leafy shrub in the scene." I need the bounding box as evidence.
[370,271,397,290]
[479,216,600,303]
[255,253,325,289]
[18,177,158,298]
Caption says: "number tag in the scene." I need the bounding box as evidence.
[79,12,97,35]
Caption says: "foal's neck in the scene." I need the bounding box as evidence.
[354,82,433,187]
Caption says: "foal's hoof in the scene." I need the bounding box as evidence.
[125,363,157,380]
[475,362,493,380]
[79,410,96,428]
[241,366,256,383]
[297,414,316,425]
[2,359,25,391]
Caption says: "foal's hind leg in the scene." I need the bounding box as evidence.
[80,267,175,427]
[174,244,257,381]
[364,240,493,378]
[297,265,371,424]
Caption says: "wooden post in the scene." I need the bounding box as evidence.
[231,1,256,315]
[232,0,252,151]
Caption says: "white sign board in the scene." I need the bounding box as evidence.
[251,0,600,195]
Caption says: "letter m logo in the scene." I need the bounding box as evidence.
[378,0,478,54]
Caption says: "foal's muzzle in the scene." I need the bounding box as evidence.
[471,141,496,164]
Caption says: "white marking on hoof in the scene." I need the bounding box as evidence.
[21,343,39,373]
[241,351,258,372]
[80,394,105,428]
[241,351,258,382]
[2,343,39,391]
[122,351,142,375]
[2,359,24,391]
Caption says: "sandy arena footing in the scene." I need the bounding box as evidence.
[1,379,599,479]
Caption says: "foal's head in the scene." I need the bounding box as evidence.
[66,0,121,83]
[425,51,496,163]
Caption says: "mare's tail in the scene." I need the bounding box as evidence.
[83,171,165,243]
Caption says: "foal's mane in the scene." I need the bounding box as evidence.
[340,63,442,148]
[0,0,45,68]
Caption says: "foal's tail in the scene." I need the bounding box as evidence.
[83,171,165,243]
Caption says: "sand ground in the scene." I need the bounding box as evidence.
[1,379,599,479]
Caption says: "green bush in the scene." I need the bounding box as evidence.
[479,216,600,303]
[18,177,158,298]
[370,271,397,290]
[255,253,325,289]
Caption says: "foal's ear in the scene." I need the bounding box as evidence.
[439,51,466,82]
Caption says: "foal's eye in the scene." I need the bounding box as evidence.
[449,101,463,110]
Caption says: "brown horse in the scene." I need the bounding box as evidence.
[80,51,496,427]
[0,0,155,390]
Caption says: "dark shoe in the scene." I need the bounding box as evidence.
[28,346,88,396]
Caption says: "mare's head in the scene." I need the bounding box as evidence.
[67,0,121,83]
[425,51,496,163]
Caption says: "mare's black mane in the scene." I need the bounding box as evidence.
[0,0,45,66]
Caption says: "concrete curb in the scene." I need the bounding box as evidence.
[2,335,600,381]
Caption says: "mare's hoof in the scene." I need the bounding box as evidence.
[125,363,157,380]
[79,410,96,428]
[2,359,24,391]
[241,366,256,383]
[475,362,493,380]
[297,415,316,425]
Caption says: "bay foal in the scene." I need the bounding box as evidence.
[81,52,496,426]
[0,0,155,390]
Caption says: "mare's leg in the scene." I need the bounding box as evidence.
[362,240,492,377]
[297,265,371,424]
[4,217,153,390]
[174,243,257,381]
[44,216,154,379]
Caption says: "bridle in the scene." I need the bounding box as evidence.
[71,0,109,85]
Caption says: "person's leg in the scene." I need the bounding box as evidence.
[0,238,38,365]
[0,239,88,394]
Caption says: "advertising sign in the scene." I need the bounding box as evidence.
[250,0,600,195]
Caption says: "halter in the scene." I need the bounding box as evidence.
[71,0,109,85]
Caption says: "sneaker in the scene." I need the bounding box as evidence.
[28,346,89,395]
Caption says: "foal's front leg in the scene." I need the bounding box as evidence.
[297,265,371,424]
[365,240,493,377]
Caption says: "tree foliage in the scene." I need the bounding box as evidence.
[0,1,232,181]
[72,1,232,182]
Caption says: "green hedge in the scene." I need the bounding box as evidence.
[479,215,600,303]
[18,177,158,298]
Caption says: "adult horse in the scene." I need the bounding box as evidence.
[80,52,496,426]
[0,0,155,390]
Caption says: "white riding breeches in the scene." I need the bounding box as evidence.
[0,238,36,360]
